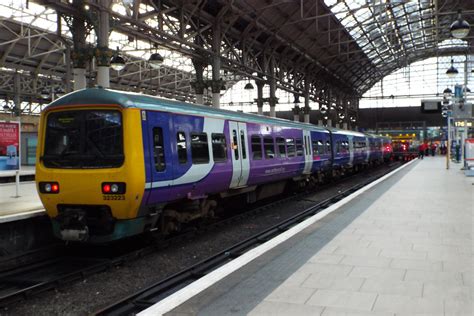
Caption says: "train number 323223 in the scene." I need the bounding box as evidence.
[103,195,125,200]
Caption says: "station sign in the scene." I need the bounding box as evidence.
[452,102,472,120]
[420,99,441,113]
[0,121,20,171]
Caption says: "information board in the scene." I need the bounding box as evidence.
[0,121,20,171]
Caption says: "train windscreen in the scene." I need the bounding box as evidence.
[42,110,124,168]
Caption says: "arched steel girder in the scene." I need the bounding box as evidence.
[35,0,356,101]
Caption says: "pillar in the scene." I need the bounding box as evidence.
[71,0,88,90]
[211,23,222,108]
[255,80,264,115]
[13,72,21,116]
[343,122,348,130]
[318,119,323,126]
[192,59,206,104]
[96,0,111,88]
[269,59,277,117]
[327,119,332,127]
[73,68,87,90]
[292,105,300,122]
[303,80,310,123]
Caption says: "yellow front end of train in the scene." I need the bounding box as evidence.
[36,105,147,242]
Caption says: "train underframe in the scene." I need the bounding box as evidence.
[53,158,387,243]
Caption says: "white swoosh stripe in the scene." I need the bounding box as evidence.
[146,117,225,189]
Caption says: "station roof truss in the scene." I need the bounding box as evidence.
[1,0,473,115]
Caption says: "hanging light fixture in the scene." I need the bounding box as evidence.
[443,87,453,98]
[293,94,300,104]
[244,81,254,90]
[110,47,126,71]
[55,87,65,98]
[149,52,164,69]
[446,59,458,78]
[450,10,470,39]
[40,88,50,99]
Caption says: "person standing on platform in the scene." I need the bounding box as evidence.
[431,143,436,156]
[419,143,425,159]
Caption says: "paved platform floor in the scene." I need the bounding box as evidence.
[159,157,472,316]
[0,181,44,222]
[0,165,35,177]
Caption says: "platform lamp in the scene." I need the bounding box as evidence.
[110,47,126,71]
[148,44,164,70]
[244,81,254,90]
[446,59,459,78]
[450,9,471,39]
[40,88,50,100]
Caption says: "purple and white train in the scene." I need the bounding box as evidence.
[36,88,392,242]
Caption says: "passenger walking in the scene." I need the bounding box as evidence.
[431,143,436,156]
[419,143,425,159]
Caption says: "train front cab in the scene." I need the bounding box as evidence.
[36,104,149,243]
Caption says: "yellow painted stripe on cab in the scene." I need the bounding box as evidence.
[35,107,145,220]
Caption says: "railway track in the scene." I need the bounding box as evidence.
[94,162,404,316]
[0,162,402,310]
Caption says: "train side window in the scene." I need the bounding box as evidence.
[191,132,209,164]
[251,135,263,160]
[232,130,239,160]
[312,140,318,155]
[286,138,296,157]
[295,138,303,156]
[264,137,275,159]
[326,141,331,154]
[276,137,286,158]
[153,127,166,171]
[211,133,227,163]
[240,130,247,159]
[176,131,187,164]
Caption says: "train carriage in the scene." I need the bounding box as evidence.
[36,88,389,243]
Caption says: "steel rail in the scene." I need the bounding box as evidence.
[94,162,402,316]
[0,162,400,310]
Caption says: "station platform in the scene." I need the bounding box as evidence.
[0,181,44,223]
[141,157,472,316]
[0,165,36,178]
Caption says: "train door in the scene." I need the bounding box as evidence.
[229,121,250,188]
[144,110,175,189]
[348,135,354,165]
[365,136,370,162]
[302,130,312,174]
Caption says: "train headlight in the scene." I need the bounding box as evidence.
[102,182,126,194]
[111,184,119,193]
[39,182,60,194]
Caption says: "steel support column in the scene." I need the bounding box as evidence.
[96,0,111,88]
[13,72,20,116]
[303,80,310,123]
[192,59,206,104]
[255,79,264,115]
[211,23,222,108]
[71,0,88,90]
[292,104,300,122]
[269,58,277,118]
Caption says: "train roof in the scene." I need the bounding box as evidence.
[46,88,331,132]
[326,127,367,137]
